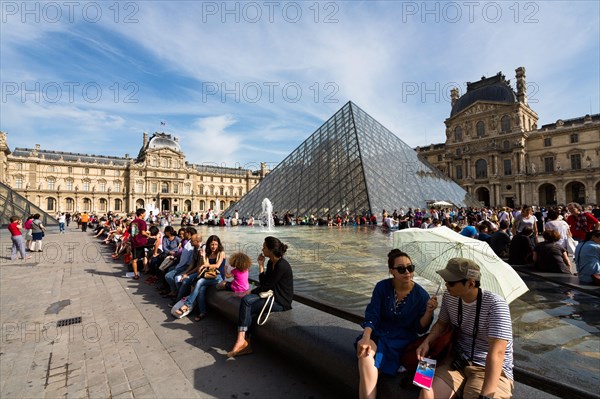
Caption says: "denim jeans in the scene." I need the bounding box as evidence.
[165,266,186,293]
[59,222,65,232]
[184,275,223,314]
[176,272,198,301]
[11,235,27,260]
[237,293,284,334]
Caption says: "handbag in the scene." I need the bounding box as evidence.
[198,267,219,280]
[159,256,176,272]
[257,290,275,326]
[400,324,455,373]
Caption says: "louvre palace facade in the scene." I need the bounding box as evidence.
[417,67,600,208]
[0,132,267,215]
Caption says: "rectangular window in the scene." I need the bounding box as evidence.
[503,159,512,175]
[544,157,554,173]
[544,138,552,147]
[570,134,579,143]
[67,180,73,190]
[99,182,106,192]
[136,182,143,192]
[15,177,23,189]
[48,180,55,190]
[152,183,158,193]
[101,169,106,175]
[114,182,121,192]
[455,165,463,179]
[437,154,443,161]
[184,185,191,195]
[173,184,179,194]
[571,154,581,170]
[68,166,73,173]
[83,181,90,191]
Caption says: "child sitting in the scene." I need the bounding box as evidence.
[217,252,251,293]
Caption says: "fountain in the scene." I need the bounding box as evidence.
[261,198,275,231]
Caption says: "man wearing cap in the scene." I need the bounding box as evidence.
[416,258,514,399]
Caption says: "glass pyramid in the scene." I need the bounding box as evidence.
[229,101,479,218]
[1,181,58,226]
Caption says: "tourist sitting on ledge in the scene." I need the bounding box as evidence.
[355,249,437,399]
[508,226,534,266]
[574,230,600,285]
[227,236,293,358]
[533,229,572,274]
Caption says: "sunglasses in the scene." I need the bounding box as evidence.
[391,264,415,274]
[446,279,468,287]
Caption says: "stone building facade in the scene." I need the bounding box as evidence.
[417,67,600,208]
[0,132,267,214]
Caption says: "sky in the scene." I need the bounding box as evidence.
[1,1,599,171]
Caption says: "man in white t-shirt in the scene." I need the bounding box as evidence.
[417,258,514,399]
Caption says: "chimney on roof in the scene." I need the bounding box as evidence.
[515,67,527,104]
[143,132,148,146]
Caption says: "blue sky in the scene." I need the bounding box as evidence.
[1,1,599,170]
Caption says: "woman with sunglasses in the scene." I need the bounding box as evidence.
[356,249,438,399]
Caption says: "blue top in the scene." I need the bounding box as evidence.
[574,241,600,283]
[358,279,431,375]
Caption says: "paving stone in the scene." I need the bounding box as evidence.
[132,383,157,399]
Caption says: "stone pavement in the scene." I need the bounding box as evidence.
[0,226,339,398]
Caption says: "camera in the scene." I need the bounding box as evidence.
[451,352,473,371]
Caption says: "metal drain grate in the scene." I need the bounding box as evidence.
[56,317,82,327]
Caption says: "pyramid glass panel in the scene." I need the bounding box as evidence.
[227,102,479,218]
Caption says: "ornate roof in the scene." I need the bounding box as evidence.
[450,73,517,117]
[136,132,181,162]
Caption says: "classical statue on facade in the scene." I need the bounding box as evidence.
[530,162,536,174]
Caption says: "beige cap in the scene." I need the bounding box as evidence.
[436,257,481,281]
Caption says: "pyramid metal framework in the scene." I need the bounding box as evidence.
[228,101,479,218]
[0,181,58,226]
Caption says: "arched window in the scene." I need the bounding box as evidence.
[66,198,74,211]
[83,198,92,211]
[475,159,488,179]
[200,200,205,211]
[220,186,224,195]
[114,199,122,211]
[501,115,511,132]
[476,121,485,138]
[220,201,225,210]
[210,200,216,209]
[161,182,169,193]
[454,126,463,142]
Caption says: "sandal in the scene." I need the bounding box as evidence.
[175,305,189,316]
[133,274,139,280]
[193,313,207,322]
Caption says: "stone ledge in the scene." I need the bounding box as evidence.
[205,287,420,398]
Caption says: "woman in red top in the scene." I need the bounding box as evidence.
[567,203,600,241]
[8,216,31,261]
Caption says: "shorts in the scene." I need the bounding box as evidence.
[435,358,513,399]
[133,247,146,261]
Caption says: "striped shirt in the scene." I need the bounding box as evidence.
[439,290,514,380]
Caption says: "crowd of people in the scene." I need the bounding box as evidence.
[5,199,599,398]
